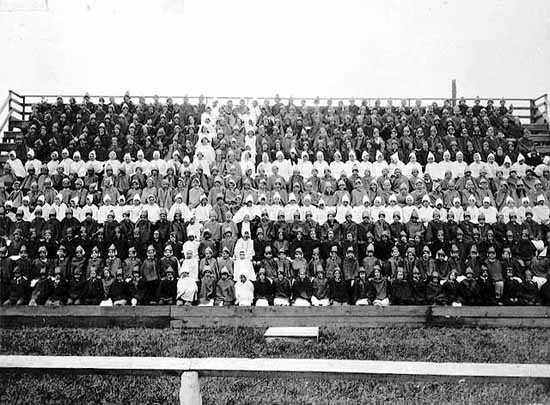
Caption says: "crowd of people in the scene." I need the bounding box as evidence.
[1,93,550,307]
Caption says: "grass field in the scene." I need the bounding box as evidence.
[1,327,550,404]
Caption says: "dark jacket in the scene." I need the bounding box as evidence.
[391,279,414,305]
[328,278,349,303]
[253,278,274,304]
[291,276,313,301]
[353,277,374,303]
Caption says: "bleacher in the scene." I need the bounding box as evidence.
[0,90,550,309]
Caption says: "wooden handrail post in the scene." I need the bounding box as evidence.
[180,372,202,405]
[530,99,536,124]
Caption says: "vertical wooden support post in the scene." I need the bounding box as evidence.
[451,80,457,107]
[180,372,202,405]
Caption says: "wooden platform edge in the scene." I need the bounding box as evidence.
[1,306,550,329]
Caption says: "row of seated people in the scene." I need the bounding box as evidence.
[2,180,550,231]
[19,94,529,170]
[4,261,550,307]
[0,199,548,265]
[1,239,549,306]
[2,147,546,211]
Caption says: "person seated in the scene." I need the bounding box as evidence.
[83,267,105,305]
[176,267,198,306]
[329,268,349,305]
[28,267,53,306]
[108,269,129,306]
[478,266,497,306]
[128,266,147,306]
[3,267,29,306]
[66,270,87,305]
[441,270,462,306]
[410,267,427,305]
[459,267,481,305]
[214,267,235,306]
[99,268,115,306]
[197,267,216,306]
[370,265,390,306]
[233,249,256,282]
[502,266,522,305]
[519,270,539,305]
[235,273,254,306]
[45,267,68,306]
[253,268,273,306]
[156,267,177,305]
[291,268,313,306]
[425,271,446,305]
[390,268,414,305]
[272,270,291,306]
[311,268,330,306]
[353,267,373,305]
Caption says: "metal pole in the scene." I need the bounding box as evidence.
[451,80,457,107]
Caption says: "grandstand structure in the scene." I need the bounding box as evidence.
[1,89,550,309]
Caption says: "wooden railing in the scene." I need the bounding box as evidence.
[11,92,549,125]
[0,94,10,136]
[1,355,549,405]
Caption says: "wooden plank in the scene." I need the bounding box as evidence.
[513,106,532,110]
[171,316,426,329]
[0,305,170,317]
[431,306,550,328]
[265,327,319,343]
[0,306,171,329]
[264,327,319,338]
[526,124,550,131]
[432,317,550,329]
[170,306,429,328]
[1,355,549,383]
[431,306,550,318]
[170,306,429,319]
[3,305,550,330]
[528,135,550,143]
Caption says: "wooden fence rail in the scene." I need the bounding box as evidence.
[1,355,549,405]
[1,305,549,329]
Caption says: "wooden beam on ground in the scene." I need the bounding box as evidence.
[1,355,549,383]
